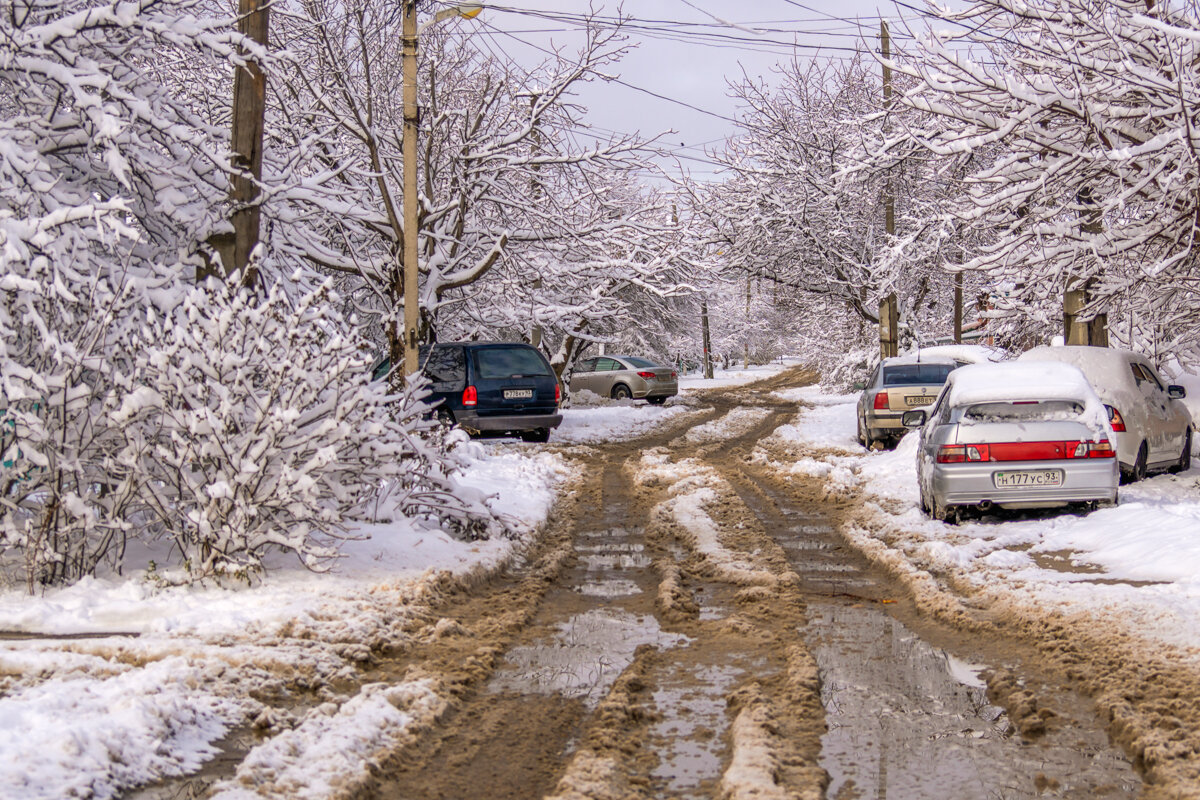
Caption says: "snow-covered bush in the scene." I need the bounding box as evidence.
[124,277,491,581]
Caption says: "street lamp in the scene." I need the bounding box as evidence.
[401,1,482,376]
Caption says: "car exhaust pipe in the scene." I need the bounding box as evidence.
[978,500,993,511]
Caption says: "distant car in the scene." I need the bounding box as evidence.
[903,361,1119,522]
[856,356,960,449]
[569,355,678,404]
[1017,346,1192,481]
[373,342,562,442]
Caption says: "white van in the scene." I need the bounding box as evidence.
[1018,346,1193,481]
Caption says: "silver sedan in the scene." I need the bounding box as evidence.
[904,362,1119,523]
[569,355,678,404]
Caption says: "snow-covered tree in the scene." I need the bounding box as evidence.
[0,0,491,588]
[272,3,683,371]
[692,55,977,366]
[892,0,1200,361]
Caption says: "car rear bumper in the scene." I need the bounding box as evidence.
[932,458,1118,508]
[633,382,679,398]
[865,411,906,430]
[457,410,563,432]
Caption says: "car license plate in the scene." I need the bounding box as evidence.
[993,470,1063,488]
[906,395,934,406]
[503,389,533,400]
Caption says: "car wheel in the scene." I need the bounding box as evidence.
[646,396,667,405]
[856,418,867,447]
[1169,429,1192,474]
[1122,441,1149,484]
[436,408,455,427]
[918,482,930,514]
[611,384,632,400]
[520,427,550,443]
[932,497,959,524]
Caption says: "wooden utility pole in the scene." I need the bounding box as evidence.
[953,271,963,343]
[1064,185,1109,346]
[204,0,268,287]
[880,20,898,358]
[743,277,751,369]
[701,298,714,379]
[401,0,421,375]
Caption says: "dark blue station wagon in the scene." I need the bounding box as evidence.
[375,342,563,442]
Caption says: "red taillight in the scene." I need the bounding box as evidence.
[939,440,1117,463]
[637,371,656,379]
[937,444,989,463]
[1106,405,1126,432]
[671,371,677,379]
[462,385,477,406]
[1074,440,1116,458]
[555,383,561,404]
[873,391,889,410]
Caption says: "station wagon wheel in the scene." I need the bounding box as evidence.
[611,384,632,400]
[520,427,550,443]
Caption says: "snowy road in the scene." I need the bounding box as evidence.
[6,365,1200,798]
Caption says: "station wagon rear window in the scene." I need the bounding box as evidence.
[475,346,553,379]
[882,364,956,386]
[962,400,1084,422]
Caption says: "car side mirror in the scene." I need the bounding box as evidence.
[852,381,866,391]
[901,410,927,428]
[1169,384,1187,399]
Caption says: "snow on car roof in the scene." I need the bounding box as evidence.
[1017,345,1143,390]
[914,344,1006,364]
[947,361,1098,406]
[946,362,1110,437]
[882,353,960,367]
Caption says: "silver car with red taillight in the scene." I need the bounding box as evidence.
[903,362,1119,523]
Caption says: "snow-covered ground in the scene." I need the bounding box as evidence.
[0,447,572,800]
[554,360,801,445]
[757,388,1200,658]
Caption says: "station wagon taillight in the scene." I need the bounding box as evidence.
[462,385,477,406]
[1106,405,1126,432]
[873,391,889,410]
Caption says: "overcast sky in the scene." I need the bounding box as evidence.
[454,0,914,182]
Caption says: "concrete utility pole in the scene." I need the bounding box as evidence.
[879,20,899,359]
[204,0,268,287]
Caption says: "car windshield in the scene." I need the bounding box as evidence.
[962,400,1085,423]
[622,356,660,369]
[882,364,956,386]
[475,346,552,379]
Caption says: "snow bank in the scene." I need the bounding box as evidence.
[634,452,776,586]
[684,407,771,443]
[0,657,245,800]
[212,679,446,800]
[554,403,696,444]
[0,446,572,798]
